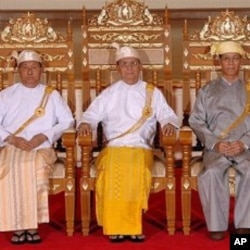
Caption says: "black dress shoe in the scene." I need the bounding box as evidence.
[128,235,145,242]
[209,231,225,240]
[109,235,125,243]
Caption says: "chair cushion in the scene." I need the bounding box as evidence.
[151,155,166,177]
[190,156,204,176]
[50,157,65,178]
[90,158,97,178]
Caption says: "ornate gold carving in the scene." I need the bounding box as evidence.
[45,67,68,72]
[189,65,219,71]
[190,9,250,41]
[1,12,66,43]
[82,30,87,39]
[165,58,170,66]
[41,53,65,62]
[90,32,161,43]
[164,30,169,38]
[151,182,160,190]
[193,53,213,61]
[88,0,163,27]
[50,184,60,191]
[82,58,88,67]
[183,48,188,57]
[167,182,174,190]
[164,45,170,53]
[88,42,164,49]
[68,61,74,70]
[66,180,74,191]
[183,178,190,190]
[82,46,87,54]
[189,10,250,61]
[82,180,89,190]
[68,49,73,58]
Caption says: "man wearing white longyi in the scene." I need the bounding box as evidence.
[0,50,74,244]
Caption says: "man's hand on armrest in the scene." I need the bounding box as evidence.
[162,123,177,136]
[78,123,92,136]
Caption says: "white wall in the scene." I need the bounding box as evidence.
[0,0,249,10]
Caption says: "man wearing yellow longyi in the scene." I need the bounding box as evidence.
[77,43,178,242]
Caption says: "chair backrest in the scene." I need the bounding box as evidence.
[0,12,75,116]
[182,9,250,124]
[82,0,173,111]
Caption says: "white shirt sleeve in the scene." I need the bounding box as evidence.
[153,88,179,129]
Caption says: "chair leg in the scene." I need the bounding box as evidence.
[181,177,191,235]
[81,187,91,236]
[166,177,175,235]
[65,179,75,236]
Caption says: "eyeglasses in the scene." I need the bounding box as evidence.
[118,61,140,68]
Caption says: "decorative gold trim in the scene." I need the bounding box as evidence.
[66,180,74,191]
[189,65,219,71]
[88,42,165,48]
[88,0,163,27]
[50,184,60,191]
[190,9,250,41]
[151,182,160,190]
[90,33,161,43]
[167,182,174,190]
[82,180,89,190]
[0,12,66,43]
[45,67,68,72]
[183,178,190,190]
[41,53,65,62]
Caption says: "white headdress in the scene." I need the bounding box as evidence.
[111,42,140,62]
[11,50,42,66]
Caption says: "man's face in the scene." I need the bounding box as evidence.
[18,61,43,88]
[117,57,142,85]
[219,52,242,79]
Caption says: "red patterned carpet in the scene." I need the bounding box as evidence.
[0,169,233,250]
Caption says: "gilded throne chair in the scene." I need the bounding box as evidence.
[79,0,177,236]
[179,9,250,235]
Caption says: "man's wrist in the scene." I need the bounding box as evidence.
[4,135,14,144]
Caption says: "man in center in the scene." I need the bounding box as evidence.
[78,43,178,242]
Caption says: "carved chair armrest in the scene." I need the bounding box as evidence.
[61,129,76,178]
[78,133,93,149]
[160,132,178,177]
[179,128,193,177]
[78,134,93,178]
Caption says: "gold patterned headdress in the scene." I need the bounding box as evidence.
[210,41,245,57]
